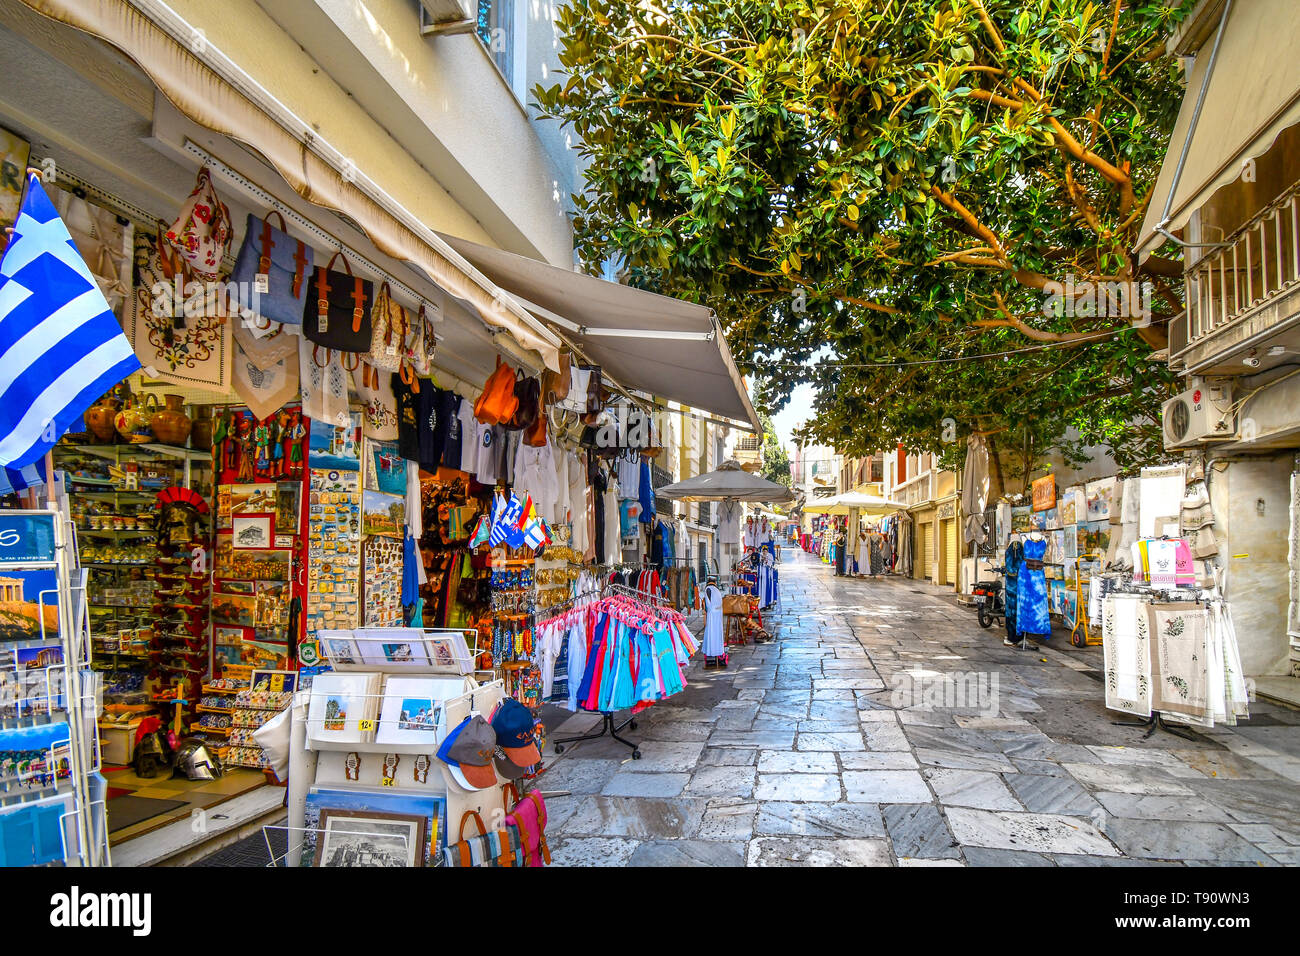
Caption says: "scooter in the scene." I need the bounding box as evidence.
[971,563,1008,629]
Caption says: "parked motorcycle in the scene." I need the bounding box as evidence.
[971,564,1008,629]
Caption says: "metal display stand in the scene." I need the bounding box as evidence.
[0,504,109,867]
[284,628,508,867]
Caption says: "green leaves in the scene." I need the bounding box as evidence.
[535,0,1196,479]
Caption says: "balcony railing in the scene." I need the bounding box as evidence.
[1185,178,1300,348]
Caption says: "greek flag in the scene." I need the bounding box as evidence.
[0,174,140,468]
[490,492,526,548]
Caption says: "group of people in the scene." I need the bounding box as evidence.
[834,527,892,579]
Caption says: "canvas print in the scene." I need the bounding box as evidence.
[212,592,256,627]
[229,484,278,517]
[275,482,301,534]
[1077,520,1111,559]
[1085,477,1117,522]
[366,438,406,496]
[1010,506,1031,533]
[362,490,405,539]
[309,415,362,472]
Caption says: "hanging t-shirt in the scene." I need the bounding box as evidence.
[638,459,654,524]
[439,391,463,469]
[476,425,502,485]
[616,451,640,499]
[718,500,742,547]
[391,373,421,462]
[457,401,478,473]
[619,498,641,538]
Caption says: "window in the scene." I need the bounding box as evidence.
[476,0,520,96]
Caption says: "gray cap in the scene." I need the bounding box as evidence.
[437,715,499,790]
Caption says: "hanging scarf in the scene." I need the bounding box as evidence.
[233,323,300,420]
[353,360,399,440]
[1149,602,1209,721]
[1101,594,1151,717]
[298,333,351,426]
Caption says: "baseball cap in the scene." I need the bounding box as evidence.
[436,715,499,791]
[491,698,541,774]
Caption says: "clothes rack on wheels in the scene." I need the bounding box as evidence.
[545,582,679,762]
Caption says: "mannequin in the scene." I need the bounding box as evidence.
[701,576,726,668]
[857,529,869,578]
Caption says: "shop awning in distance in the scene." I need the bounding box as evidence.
[438,233,761,432]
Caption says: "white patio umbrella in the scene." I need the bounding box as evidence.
[655,459,795,503]
[803,489,905,517]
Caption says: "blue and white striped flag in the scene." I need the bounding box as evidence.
[0,173,141,468]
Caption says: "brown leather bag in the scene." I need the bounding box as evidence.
[523,393,548,447]
[541,352,571,405]
[506,374,540,431]
[474,357,519,425]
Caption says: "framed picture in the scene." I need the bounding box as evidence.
[303,788,445,867]
[1085,476,1117,522]
[1010,506,1031,533]
[314,809,426,868]
[232,515,274,550]
[229,484,278,517]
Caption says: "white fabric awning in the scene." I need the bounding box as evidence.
[1136,0,1300,258]
[802,489,904,517]
[21,0,563,369]
[439,233,761,430]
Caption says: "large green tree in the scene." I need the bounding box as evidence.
[536,0,1195,487]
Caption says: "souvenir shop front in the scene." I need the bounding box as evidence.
[0,4,760,865]
[988,466,1250,730]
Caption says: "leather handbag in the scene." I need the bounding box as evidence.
[441,810,525,868]
[541,352,571,405]
[506,374,540,431]
[578,365,604,425]
[302,251,373,353]
[474,357,519,425]
[230,210,312,327]
[503,783,551,867]
[368,281,408,371]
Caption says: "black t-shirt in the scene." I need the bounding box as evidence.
[417,387,448,471]
[392,373,420,462]
[440,393,463,469]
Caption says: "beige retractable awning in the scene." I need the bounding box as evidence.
[1136,0,1300,259]
[21,0,563,369]
[438,233,761,431]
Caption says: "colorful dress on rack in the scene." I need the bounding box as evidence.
[1017,537,1051,637]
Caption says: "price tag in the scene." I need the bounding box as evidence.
[385,342,397,357]
[357,719,375,732]
[380,776,395,787]
[270,674,284,692]
[318,312,329,334]
[254,273,270,294]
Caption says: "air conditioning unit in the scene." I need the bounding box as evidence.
[419,0,476,36]
[1161,384,1233,449]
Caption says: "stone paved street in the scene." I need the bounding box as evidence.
[537,549,1300,866]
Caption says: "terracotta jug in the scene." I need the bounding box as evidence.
[85,395,119,443]
[150,394,192,446]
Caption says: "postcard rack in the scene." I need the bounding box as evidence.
[285,627,508,867]
[0,505,109,867]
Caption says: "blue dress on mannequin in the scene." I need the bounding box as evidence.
[1017,537,1051,637]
